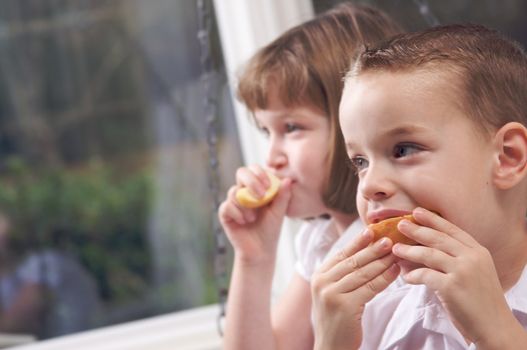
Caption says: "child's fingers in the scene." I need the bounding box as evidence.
[218,202,245,227]
[392,243,454,273]
[248,164,271,187]
[324,237,394,282]
[354,263,400,301]
[235,166,268,197]
[412,207,479,248]
[397,219,463,257]
[401,267,444,291]
[317,229,374,274]
[335,253,398,294]
[321,234,392,287]
[219,186,255,225]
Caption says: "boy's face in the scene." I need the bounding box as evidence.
[339,70,497,246]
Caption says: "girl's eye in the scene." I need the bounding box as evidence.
[349,156,369,172]
[259,126,270,137]
[393,143,421,158]
[285,123,300,133]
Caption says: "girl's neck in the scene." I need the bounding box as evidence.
[328,211,359,236]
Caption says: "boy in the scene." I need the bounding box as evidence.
[311,24,527,349]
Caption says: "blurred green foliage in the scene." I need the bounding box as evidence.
[0,157,153,302]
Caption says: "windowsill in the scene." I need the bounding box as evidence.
[12,304,223,350]
[0,333,35,349]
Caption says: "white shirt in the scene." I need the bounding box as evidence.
[326,219,365,261]
[361,266,527,349]
[295,218,364,282]
[296,218,527,348]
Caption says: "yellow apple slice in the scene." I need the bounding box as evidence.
[236,172,281,208]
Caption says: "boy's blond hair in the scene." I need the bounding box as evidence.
[349,24,527,135]
[237,3,402,214]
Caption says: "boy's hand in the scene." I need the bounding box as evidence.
[393,207,514,347]
[311,229,400,350]
[218,165,292,265]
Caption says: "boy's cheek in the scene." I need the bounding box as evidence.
[355,199,368,222]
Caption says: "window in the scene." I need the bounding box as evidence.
[0,0,241,343]
[313,0,527,47]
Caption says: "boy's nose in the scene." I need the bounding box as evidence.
[359,163,394,201]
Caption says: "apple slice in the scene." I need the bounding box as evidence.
[236,172,281,209]
[369,215,418,245]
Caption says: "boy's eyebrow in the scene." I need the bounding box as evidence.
[384,125,431,137]
[345,124,431,151]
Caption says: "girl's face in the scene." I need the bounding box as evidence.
[254,90,330,218]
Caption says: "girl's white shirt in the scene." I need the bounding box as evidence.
[294,218,364,282]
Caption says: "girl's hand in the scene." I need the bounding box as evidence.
[311,229,400,350]
[218,165,292,264]
[393,207,515,347]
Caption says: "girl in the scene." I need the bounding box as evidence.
[218,3,402,349]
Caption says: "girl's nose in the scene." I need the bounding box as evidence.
[265,139,287,169]
[358,163,394,201]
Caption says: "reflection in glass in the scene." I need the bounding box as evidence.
[0,0,240,341]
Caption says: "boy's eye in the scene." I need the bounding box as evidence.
[393,143,421,158]
[349,156,369,172]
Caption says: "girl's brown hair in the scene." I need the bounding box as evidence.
[237,3,402,214]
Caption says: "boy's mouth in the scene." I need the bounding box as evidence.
[367,208,413,224]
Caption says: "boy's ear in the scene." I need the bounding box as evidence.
[492,122,527,190]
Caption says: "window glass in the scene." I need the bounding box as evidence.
[313,0,527,46]
[0,0,240,341]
